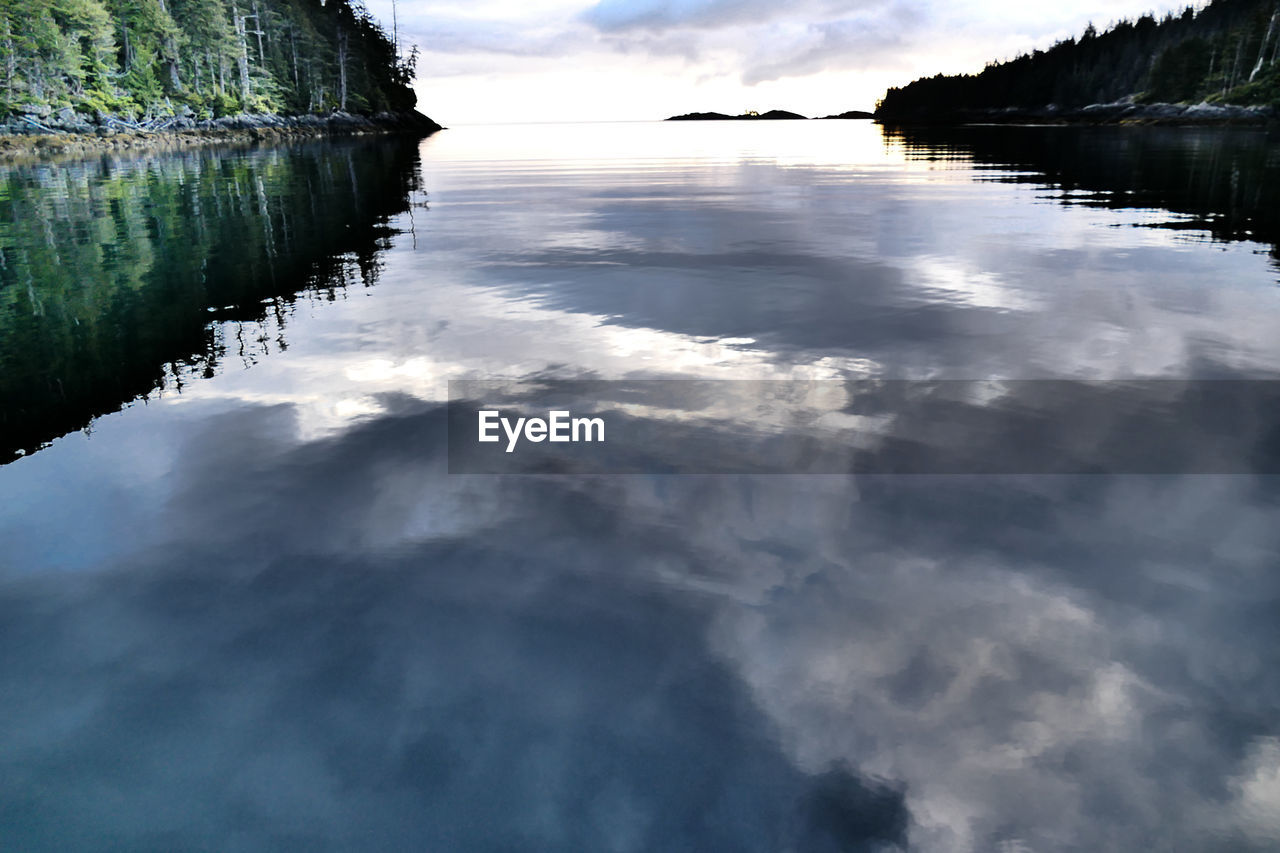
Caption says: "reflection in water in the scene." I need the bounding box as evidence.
[0,139,423,461]
[885,124,1280,263]
[444,379,1280,474]
[1,122,1280,851]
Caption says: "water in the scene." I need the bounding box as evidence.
[1,121,1279,851]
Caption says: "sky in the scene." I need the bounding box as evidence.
[362,0,1199,124]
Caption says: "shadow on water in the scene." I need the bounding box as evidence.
[0,138,424,463]
[883,123,1280,264]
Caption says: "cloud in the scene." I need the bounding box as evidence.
[393,0,929,92]
[577,0,925,87]
[739,14,918,85]
[582,0,882,32]
[395,17,592,57]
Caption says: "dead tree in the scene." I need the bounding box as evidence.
[1250,8,1280,81]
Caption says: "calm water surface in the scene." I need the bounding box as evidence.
[2,121,1279,850]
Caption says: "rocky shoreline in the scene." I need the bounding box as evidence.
[875,101,1278,126]
[0,110,444,161]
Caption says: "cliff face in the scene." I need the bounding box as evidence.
[0,0,417,125]
[877,0,1280,120]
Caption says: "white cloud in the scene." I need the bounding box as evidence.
[364,0,1193,123]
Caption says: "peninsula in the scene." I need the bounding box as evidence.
[0,0,443,152]
[875,0,1280,124]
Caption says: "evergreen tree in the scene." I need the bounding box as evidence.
[0,0,416,119]
[877,0,1280,118]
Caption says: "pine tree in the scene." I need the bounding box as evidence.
[877,0,1280,118]
[0,0,416,120]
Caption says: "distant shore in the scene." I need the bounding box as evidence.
[665,102,1276,127]
[0,111,444,162]
[666,110,874,121]
[874,102,1277,126]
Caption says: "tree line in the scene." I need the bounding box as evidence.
[0,0,417,120]
[877,0,1280,117]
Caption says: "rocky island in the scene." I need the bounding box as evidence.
[665,109,876,121]
[666,110,810,120]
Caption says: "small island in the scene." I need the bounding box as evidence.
[667,110,809,121]
[666,109,876,121]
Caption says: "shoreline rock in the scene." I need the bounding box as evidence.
[875,101,1278,126]
[0,110,444,162]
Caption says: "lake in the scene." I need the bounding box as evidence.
[1,121,1279,851]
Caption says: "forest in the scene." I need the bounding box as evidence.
[0,0,416,122]
[876,0,1280,117]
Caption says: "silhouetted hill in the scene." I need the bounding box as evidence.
[877,0,1280,122]
[666,112,735,121]
[666,110,809,120]
[818,111,875,119]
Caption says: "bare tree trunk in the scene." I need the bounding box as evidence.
[1252,11,1280,81]
[336,25,348,111]
[232,2,252,106]
[160,0,182,93]
[289,25,299,91]
[1226,35,1244,92]
[2,20,14,105]
[121,18,132,70]
[166,49,181,90]
[1273,12,1280,64]
[251,3,265,63]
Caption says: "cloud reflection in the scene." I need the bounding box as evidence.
[4,396,1279,849]
[0,403,913,851]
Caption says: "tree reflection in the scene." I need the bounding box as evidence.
[0,139,424,462]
